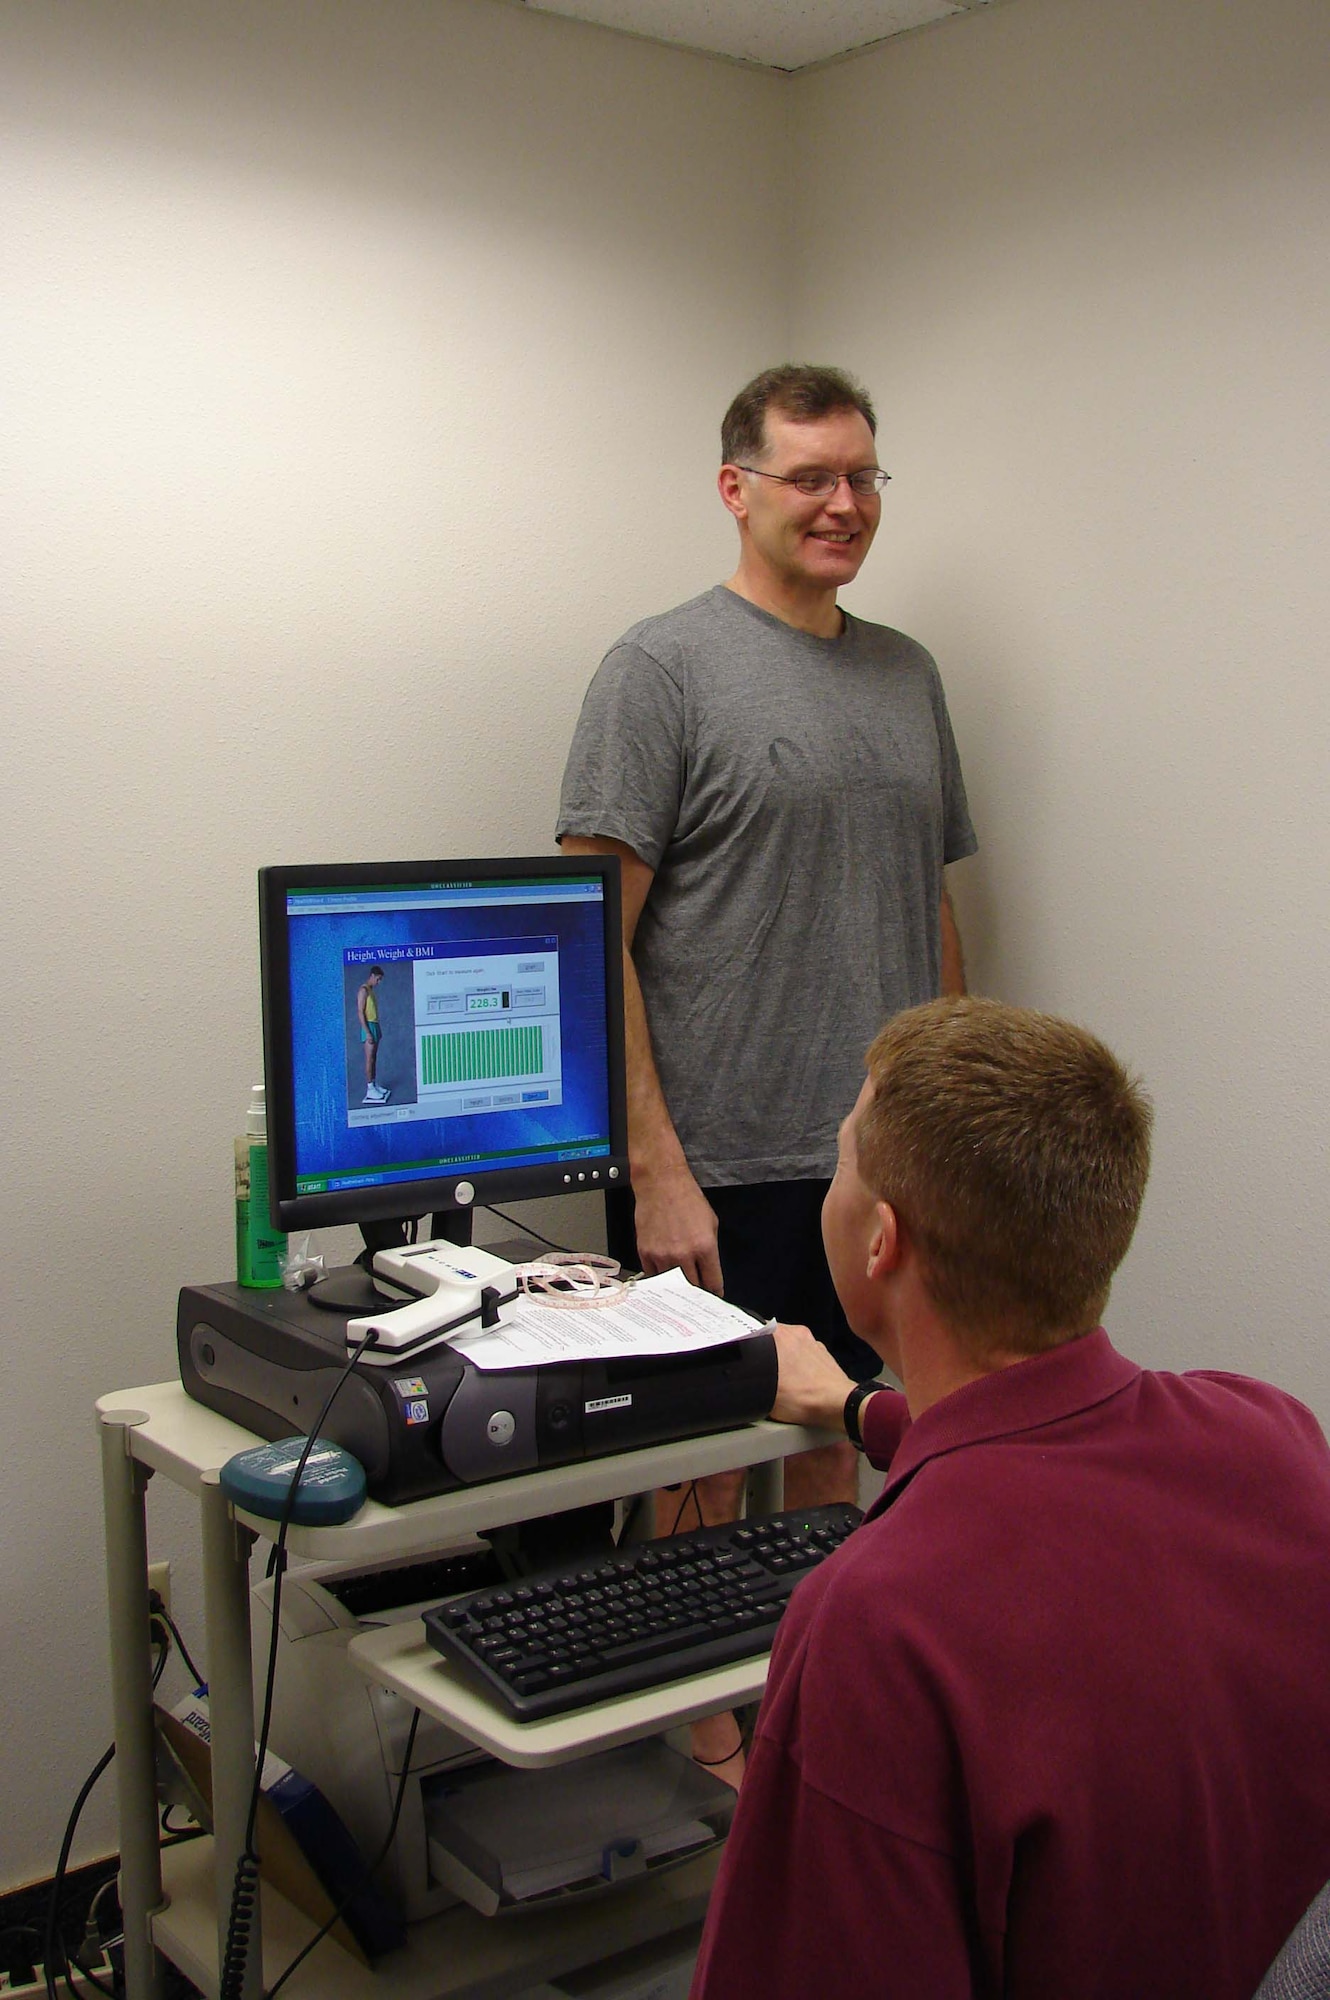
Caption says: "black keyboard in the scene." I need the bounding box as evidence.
[422,1501,863,1721]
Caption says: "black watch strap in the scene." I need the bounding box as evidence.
[843,1380,883,1452]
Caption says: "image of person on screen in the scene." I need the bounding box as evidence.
[690,997,1330,2000]
[357,965,389,1105]
[557,363,976,1780]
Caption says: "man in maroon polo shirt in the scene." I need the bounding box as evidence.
[692,997,1330,2000]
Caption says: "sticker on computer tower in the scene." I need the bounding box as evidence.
[584,1393,632,1413]
[392,1377,428,1398]
[404,1400,430,1425]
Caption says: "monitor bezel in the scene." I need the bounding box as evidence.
[258,854,629,1234]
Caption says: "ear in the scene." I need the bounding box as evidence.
[868,1201,904,1279]
[717,463,748,524]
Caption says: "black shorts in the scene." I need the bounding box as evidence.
[604,1178,881,1383]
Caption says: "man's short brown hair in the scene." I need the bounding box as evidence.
[721,364,877,466]
[856,997,1153,1355]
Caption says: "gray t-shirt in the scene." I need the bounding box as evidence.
[557,585,977,1184]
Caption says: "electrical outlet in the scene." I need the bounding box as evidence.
[148,1558,171,1616]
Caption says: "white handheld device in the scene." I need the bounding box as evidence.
[346,1241,519,1366]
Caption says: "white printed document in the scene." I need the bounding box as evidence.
[449,1265,768,1372]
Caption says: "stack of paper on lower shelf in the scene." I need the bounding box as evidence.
[422,1739,734,1917]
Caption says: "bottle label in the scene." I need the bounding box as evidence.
[237,1139,286,1287]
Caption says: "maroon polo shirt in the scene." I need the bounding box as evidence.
[692,1329,1330,2000]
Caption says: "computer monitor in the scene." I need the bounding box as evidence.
[259,855,628,1241]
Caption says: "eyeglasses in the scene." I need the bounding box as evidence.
[734,465,891,498]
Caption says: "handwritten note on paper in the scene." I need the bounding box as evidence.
[449,1266,769,1372]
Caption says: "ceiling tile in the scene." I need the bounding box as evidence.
[519,0,988,72]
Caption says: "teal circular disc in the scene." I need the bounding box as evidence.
[220,1436,367,1525]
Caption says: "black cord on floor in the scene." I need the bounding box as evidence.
[35,1585,212,1999]
[43,1747,114,2000]
[43,1641,168,2000]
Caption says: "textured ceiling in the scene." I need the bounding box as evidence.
[519,0,1005,72]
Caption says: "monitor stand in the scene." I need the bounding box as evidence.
[307,1208,474,1314]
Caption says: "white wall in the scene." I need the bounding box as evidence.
[3,0,1327,1899]
[0,0,787,1885]
[795,0,1330,1401]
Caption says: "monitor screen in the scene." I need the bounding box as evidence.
[259,856,628,1234]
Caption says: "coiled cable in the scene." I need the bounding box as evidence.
[217,1329,379,1999]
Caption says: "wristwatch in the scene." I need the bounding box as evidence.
[843,1379,883,1452]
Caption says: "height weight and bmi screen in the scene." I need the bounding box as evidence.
[282,874,613,1203]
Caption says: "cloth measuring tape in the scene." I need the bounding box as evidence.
[513,1252,627,1308]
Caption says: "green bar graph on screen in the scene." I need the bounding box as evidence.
[420,1023,545,1087]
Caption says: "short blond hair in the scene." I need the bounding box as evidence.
[721,365,876,465]
[857,998,1152,1355]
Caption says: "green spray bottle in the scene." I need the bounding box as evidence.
[235,1083,287,1288]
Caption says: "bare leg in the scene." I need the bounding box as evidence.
[654,1470,749,1786]
[653,1468,746,1538]
[781,1439,860,1510]
[651,1445,859,1786]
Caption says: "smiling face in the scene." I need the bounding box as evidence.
[721,405,883,608]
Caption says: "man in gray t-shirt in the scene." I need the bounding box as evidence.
[559,584,973,1189]
[558,368,976,1770]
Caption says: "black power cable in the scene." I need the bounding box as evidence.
[42,1636,168,2000]
[480,1204,572,1252]
[148,1605,205,1692]
[43,1746,114,2000]
[664,1479,703,1537]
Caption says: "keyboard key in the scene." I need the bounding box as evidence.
[600,1623,713,1669]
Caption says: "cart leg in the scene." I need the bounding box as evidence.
[100,1411,167,2000]
[199,1472,264,1999]
[746,1455,785,1519]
